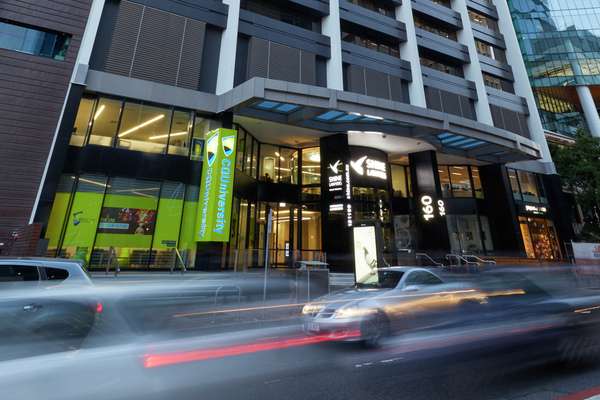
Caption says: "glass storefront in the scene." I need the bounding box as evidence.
[438,165,484,199]
[446,215,493,254]
[519,216,561,260]
[44,174,199,270]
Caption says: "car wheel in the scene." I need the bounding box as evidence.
[361,312,390,348]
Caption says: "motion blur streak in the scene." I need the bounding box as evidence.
[173,302,306,318]
[143,331,361,368]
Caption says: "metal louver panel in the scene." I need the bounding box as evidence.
[177,19,206,90]
[300,51,316,86]
[268,42,300,83]
[130,7,185,86]
[103,0,143,76]
[247,37,269,79]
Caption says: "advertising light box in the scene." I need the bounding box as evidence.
[353,225,379,285]
[195,128,237,242]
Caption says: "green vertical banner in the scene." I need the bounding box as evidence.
[196,128,237,242]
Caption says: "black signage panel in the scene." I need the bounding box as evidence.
[348,146,389,189]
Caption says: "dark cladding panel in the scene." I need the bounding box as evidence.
[517,113,531,139]
[103,0,143,76]
[459,96,475,120]
[441,90,461,117]
[198,26,222,93]
[247,37,269,79]
[268,42,301,83]
[346,64,366,95]
[130,7,185,86]
[300,51,316,86]
[425,87,442,112]
[365,68,390,100]
[490,104,504,128]
[389,75,405,103]
[177,19,206,90]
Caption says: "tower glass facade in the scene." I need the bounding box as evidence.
[509,0,600,136]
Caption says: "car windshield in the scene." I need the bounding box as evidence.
[356,270,404,289]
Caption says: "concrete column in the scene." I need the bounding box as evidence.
[493,0,554,171]
[452,0,494,125]
[216,0,240,95]
[395,1,426,107]
[322,0,344,90]
[576,85,600,138]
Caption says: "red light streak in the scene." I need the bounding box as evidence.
[143,331,361,369]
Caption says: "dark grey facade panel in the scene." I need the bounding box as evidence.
[126,0,228,28]
[316,57,327,87]
[365,68,391,99]
[288,0,330,15]
[269,42,301,83]
[472,25,506,49]
[300,51,317,85]
[341,42,412,80]
[102,0,142,76]
[421,66,477,99]
[130,7,185,86]
[425,86,475,120]
[238,10,331,58]
[486,87,528,114]
[198,26,222,93]
[415,29,470,64]
[234,35,250,86]
[346,64,366,95]
[177,19,206,90]
[97,0,220,93]
[389,75,406,103]
[243,38,322,87]
[339,0,407,40]
[479,55,513,80]
[466,0,498,19]
[490,104,530,138]
[411,0,462,29]
[246,37,270,79]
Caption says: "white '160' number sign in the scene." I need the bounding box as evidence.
[421,195,446,221]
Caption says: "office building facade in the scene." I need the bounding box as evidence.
[1,0,574,270]
[509,0,600,138]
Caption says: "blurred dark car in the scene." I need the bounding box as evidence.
[0,258,101,359]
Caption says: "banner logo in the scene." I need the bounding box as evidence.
[195,128,238,242]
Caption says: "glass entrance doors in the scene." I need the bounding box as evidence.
[446,215,484,254]
[519,217,561,260]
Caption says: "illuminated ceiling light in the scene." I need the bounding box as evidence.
[308,153,320,162]
[363,131,384,135]
[149,131,188,140]
[118,114,165,138]
[279,202,286,207]
[364,114,384,120]
[275,152,280,157]
[349,112,362,116]
[93,104,106,120]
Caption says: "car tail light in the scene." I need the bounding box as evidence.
[95,302,104,314]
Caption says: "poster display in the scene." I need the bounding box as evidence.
[353,225,379,285]
[195,128,238,242]
[97,207,156,235]
[573,242,600,265]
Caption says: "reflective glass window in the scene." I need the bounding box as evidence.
[236,129,246,171]
[0,20,70,60]
[150,182,185,269]
[508,169,522,200]
[93,178,160,269]
[117,103,172,154]
[260,144,279,182]
[438,166,452,198]
[302,148,321,185]
[44,174,76,257]
[278,147,299,184]
[471,166,484,199]
[517,170,540,203]
[449,166,472,197]
[70,98,95,147]
[391,164,408,197]
[191,116,209,161]
[88,98,122,147]
[168,110,192,156]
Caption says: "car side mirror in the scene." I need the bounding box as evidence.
[402,285,420,292]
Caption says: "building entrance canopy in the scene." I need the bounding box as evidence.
[220,78,541,163]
